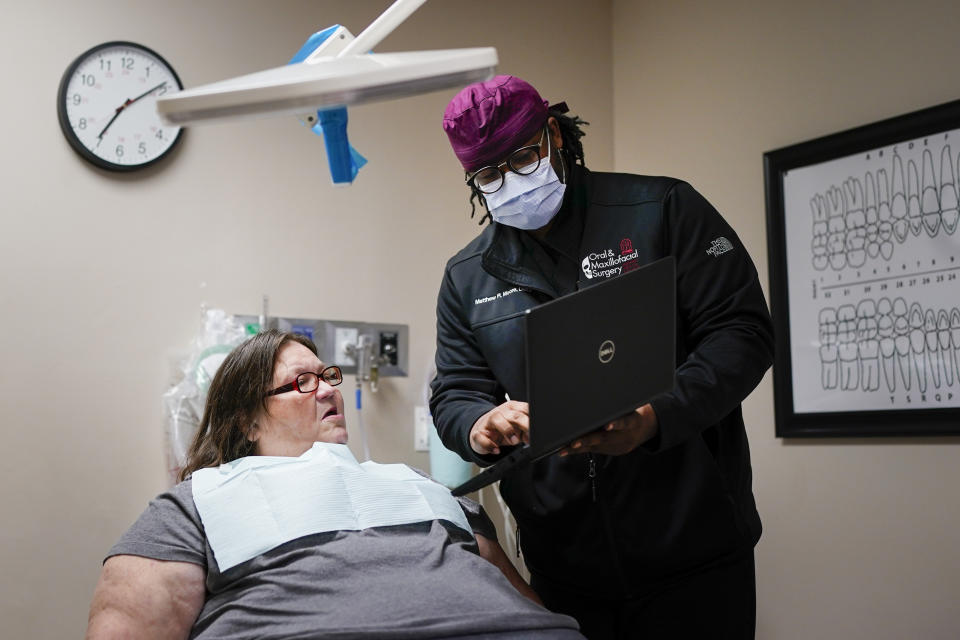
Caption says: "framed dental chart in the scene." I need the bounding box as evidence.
[764,99,960,437]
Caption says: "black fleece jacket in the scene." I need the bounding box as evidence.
[430,165,774,596]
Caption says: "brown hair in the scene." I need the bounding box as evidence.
[178,329,317,481]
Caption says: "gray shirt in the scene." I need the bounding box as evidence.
[107,479,581,639]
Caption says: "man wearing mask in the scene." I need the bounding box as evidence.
[429,75,774,639]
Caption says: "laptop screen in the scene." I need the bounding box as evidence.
[524,257,676,454]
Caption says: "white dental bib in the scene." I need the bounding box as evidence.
[191,442,471,571]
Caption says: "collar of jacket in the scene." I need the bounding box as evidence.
[480,164,592,296]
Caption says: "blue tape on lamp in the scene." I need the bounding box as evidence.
[289,26,368,184]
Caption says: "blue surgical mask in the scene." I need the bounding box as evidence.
[484,144,566,230]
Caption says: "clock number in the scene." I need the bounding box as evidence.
[158,84,168,96]
[121,57,134,71]
[78,118,87,130]
[116,145,124,158]
[100,59,111,72]
[81,74,95,86]
[72,94,82,106]
[138,142,147,155]
[155,130,164,140]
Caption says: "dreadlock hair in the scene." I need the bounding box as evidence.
[467,108,590,225]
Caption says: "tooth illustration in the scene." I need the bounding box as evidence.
[844,228,867,267]
[838,304,859,390]
[940,146,959,235]
[937,309,954,388]
[920,149,941,237]
[844,178,867,267]
[907,159,923,237]
[878,230,894,260]
[924,308,941,389]
[893,297,912,391]
[909,303,927,393]
[827,185,846,231]
[877,168,892,222]
[819,307,839,389]
[828,234,846,270]
[952,308,960,385]
[844,177,866,228]
[827,185,847,270]
[812,194,829,235]
[864,172,878,224]
[811,236,829,270]
[857,299,880,391]
[864,171,880,258]
[811,194,829,270]
[890,156,910,243]
[877,297,897,392]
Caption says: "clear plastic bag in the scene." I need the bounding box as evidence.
[163,308,248,485]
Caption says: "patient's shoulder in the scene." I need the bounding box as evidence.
[105,478,207,567]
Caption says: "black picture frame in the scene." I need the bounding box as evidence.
[764,99,960,437]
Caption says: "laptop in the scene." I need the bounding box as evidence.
[450,256,676,497]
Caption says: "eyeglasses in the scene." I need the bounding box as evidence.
[465,127,546,195]
[265,365,343,397]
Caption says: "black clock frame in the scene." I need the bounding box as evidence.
[57,41,185,172]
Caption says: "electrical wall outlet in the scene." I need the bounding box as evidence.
[414,405,431,452]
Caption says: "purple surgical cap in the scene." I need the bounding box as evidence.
[442,75,549,172]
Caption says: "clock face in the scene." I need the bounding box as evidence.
[57,41,184,171]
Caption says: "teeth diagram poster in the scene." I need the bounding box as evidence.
[781,128,960,417]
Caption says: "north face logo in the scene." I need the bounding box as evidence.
[706,237,734,257]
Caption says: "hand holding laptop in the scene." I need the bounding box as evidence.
[450,257,676,498]
[470,400,531,455]
[557,404,659,458]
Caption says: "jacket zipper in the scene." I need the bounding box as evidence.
[588,454,598,502]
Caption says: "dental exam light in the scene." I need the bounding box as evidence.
[155,0,497,183]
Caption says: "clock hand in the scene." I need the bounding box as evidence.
[95,81,168,144]
[127,81,168,106]
[96,109,123,145]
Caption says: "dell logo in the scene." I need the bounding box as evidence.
[598,340,615,363]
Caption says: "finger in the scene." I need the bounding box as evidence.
[605,412,636,431]
[482,423,516,448]
[508,411,531,441]
[472,431,501,455]
[573,430,621,452]
[498,402,530,441]
[491,413,526,445]
[504,400,530,414]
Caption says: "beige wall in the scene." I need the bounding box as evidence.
[6,0,958,637]
[0,1,612,637]
[612,1,960,638]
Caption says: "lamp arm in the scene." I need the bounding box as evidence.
[337,0,428,57]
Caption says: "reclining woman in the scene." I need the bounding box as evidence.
[86,329,582,640]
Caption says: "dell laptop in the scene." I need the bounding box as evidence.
[450,256,676,497]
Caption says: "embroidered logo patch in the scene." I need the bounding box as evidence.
[706,237,734,257]
[581,240,640,279]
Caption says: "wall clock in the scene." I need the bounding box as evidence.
[57,41,184,171]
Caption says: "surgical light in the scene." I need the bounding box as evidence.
[155,0,497,183]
